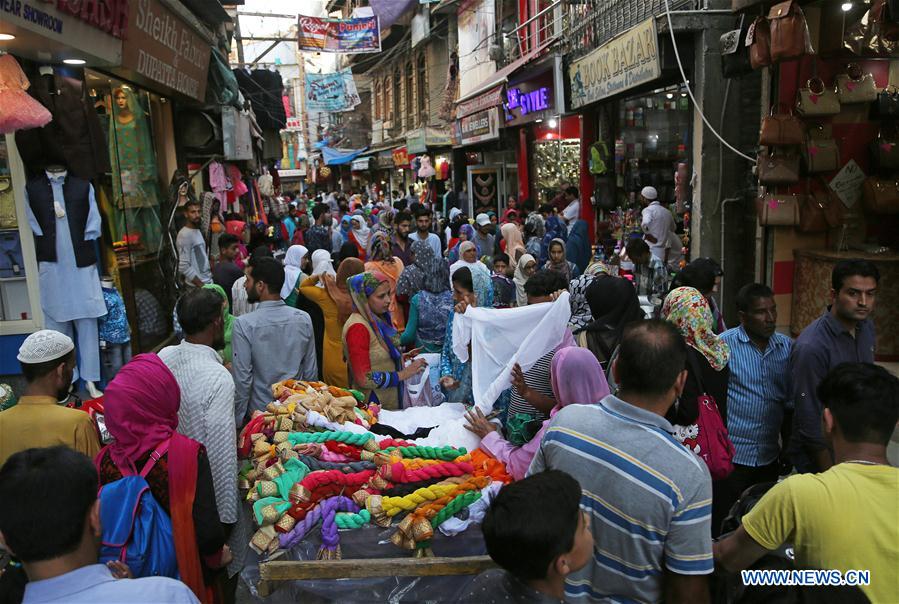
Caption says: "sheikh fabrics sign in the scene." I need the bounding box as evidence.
[297,15,381,54]
[305,69,361,112]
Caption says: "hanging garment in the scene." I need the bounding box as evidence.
[0,55,52,134]
[208,161,228,204]
[98,286,131,345]
[452,293,572,412]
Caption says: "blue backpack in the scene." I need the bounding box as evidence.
[98,438,179,579]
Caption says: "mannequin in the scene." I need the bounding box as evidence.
[109,86,162,254]
[98,276,131,383]
[24,167,106,398]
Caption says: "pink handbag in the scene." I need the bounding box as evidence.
[678,355,735,480]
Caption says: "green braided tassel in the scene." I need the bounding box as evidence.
[287,431,374,446]
[382,445,467,461]
[417,490,483,550]
[335,509,371,530]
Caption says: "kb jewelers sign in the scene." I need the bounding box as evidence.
[121,0,210,101]
[568,18,661,110]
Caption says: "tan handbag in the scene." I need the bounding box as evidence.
[799,181,845,233]
[768,0,812,62]
[803,126,841,173]
[747,16,771,70]
[756,191,802,226]
[758,148,801,185]
[862,177,899,214]
[835,65,879,104]
[759,106,804,146]
[796,77,841,117]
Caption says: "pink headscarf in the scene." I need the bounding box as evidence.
[104,353,182,473]
[550,346,611,409]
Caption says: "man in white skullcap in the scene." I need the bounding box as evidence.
[639,186,678,266]
[0,330,100,466]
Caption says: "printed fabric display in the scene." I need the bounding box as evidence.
[0,55,52,134]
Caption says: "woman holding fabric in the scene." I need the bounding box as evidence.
[96,353,228,604]
[544,238,581,280]
[202,283,234,366]
[512,254,537,307]
[449,241,494,307]
[299,254,365,387]
[438,267,477,404]
[364,233,405,330]
[399,240,454,353]
[342,272,426,410]
[464,347,610,480]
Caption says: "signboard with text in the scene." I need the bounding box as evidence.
[504,70,555,126]
[297,15,381,54]
[568,18,661,110]
[393,146,409,168]
[121,0,210,101]
[305,69,361,112]
[459,107,500,146]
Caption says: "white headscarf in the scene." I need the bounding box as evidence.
[351,215,371,250]
[513,253,536,307]
[311,248,335,287]
[281,244,308,299]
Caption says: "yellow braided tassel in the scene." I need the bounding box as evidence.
[381,482,462,517]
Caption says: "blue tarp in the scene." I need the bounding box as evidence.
[321,145,368,165]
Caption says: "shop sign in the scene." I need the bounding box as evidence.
[456,84,504,119]
[121,0,210,101]
[406,128,427,154]
[568,18,661,110]
[285,117,303,131]
[504,70,555,126]
[459,106,500,145]
[1,0,123,63]
[297,15,381,54]
[305,68,360,112]
[376,150,394,169]
[425,127,453,148]
[351,157,372,171]
[392,146,409,168]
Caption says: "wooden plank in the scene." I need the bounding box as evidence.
[259,555,496,581]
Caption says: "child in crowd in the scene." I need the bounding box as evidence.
[490,252,515,308]
[458,470,593,603]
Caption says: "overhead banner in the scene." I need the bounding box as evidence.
[297,15,381,53]
[305,69,361,112]
[568,18,661,110]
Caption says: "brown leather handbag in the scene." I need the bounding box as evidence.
[862,177,899,214]
[804,125,841,173]
[757,191,802,226]
[748,16,772,69]
[759,106,804,146]
[768,0,812,62]
[758,148,801,185]
[799,182,845,233]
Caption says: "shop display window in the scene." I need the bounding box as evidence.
[0,136,33,325]
[533,139,580,203]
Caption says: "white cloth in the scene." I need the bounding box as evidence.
[640,201,677,261]
[230,275,257,317]
[158,341,238,524]
[439,481,503,536]
[310,249,335,286]
[282,245,308,299]
[350,216,371,250]
[452,293,572,412]
[562,199,580,224]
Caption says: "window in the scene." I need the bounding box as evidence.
[374,79,382,120]
[405,62,413,130]
[392,68,401,123]
[417,55,427,126]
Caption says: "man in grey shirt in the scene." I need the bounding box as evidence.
[176,200,212,287]
[232,256,317,425]
[529,320,713,604]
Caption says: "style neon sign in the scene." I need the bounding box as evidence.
[505,86,550,118]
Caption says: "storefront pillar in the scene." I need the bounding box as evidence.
[578,111,597,245]
[518,128,530,203]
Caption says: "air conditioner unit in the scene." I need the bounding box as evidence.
[488,44,503,62]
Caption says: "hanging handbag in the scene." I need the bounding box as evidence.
[759,105,804,146]
[673,354,734,481]
[835,65,879,104]
[747,16,772,70]
[768,0,813,62]
[799,180,844,232]
[756,190,802,225]
[862,177,899,214]
[758,148,801,185]
[873,126,899,172]
[796,77,841,117]
[844,0,899,56]
[721,17,754,79]
[876,86,899,118]
[804,125,841,173]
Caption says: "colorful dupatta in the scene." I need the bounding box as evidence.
[347,272,401,362]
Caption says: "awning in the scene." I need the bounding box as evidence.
[321,146,368,165]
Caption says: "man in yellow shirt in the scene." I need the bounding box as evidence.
[714,362,899,603]
[0,330,100,466]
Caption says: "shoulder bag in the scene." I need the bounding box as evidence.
[873,125,899,172]
[876,86,899,118]
[835,64,879,104]
[768,0,813,62]
[796,77,841,117]
[798,179,845,233]
[862,177,899,214]
[804,125,841,173]
[758,148,801,185]
[759,105,804,146]
[747,16,772,70]
[756,189,802,225]
[721,16,754,79]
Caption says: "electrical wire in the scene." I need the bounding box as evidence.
[662,0,756,163]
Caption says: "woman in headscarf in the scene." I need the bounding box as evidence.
[339,215,353,244]
[224,217,249,269]
[568,261,612,330]
[446,223,477,264]
[524,213,545,260]
[365,232,405,330]
[300,254,365,387]
[348,215,371,260]
[342,272,427,409]
[566,220,591,275]
[580,274,645,371]
[449,241,494,307]
[202,283,233,365]
[399,239,453,353]
[281,245,309,301]
[661,286,731,426]
[283,245,324,380]
[464,347,610,480]
[439,267,476,404]
[544,238,580,281]
[96,354,228,603]
[499,222,526,271]
[512,253,537,307]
